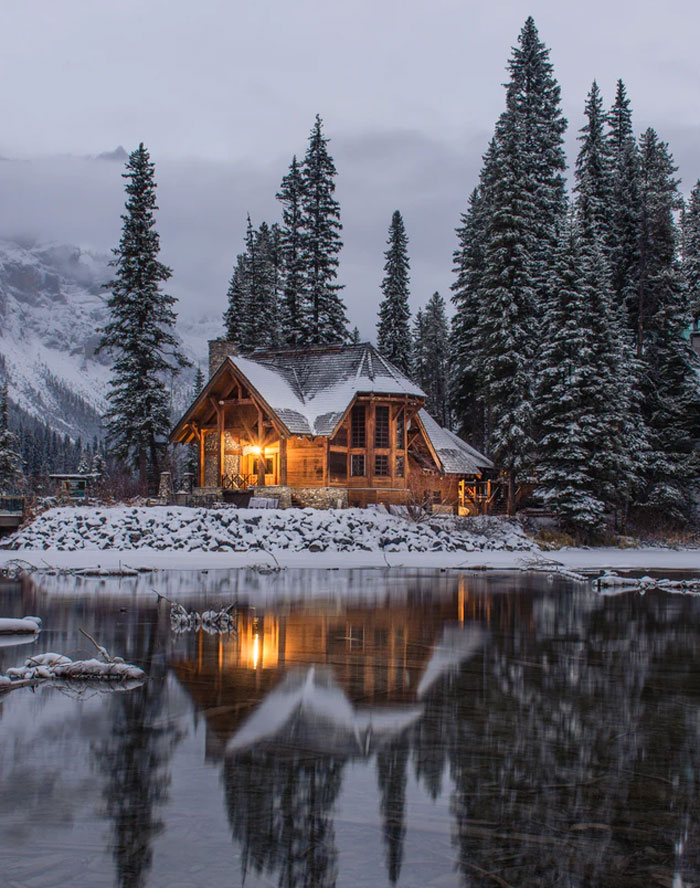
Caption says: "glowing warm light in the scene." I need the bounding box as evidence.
[251,445,262,456]
[252,633,260,669]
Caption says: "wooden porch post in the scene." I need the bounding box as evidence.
[256,407,265,486]
[199,430,205,488]
[280,437,288,485]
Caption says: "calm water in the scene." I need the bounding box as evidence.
[1,568,699,888]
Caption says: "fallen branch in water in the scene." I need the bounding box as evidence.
[154,589,238,635]
[597,572,700,596]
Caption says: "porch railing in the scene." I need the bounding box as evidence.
[221,473,255,490]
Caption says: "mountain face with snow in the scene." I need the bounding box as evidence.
[0,237,218,443]
[0,238,111,441]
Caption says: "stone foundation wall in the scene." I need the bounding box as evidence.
[252,486,293,509]
[290,487,349,510]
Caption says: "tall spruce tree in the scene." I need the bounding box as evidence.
[606,80,641,317]
[299,115,348,344]
[0,382,22,493]
[535,222,607,536]
[575,81,612,242]
[98,143,189,486]
[451,185,489,450]
[636,129,700,519]
[413,293,451,427]
[276,155,306,346]
[682,180,700,325]
[450,18,567,508]
[223,217,283,352]
[377,210,412,375]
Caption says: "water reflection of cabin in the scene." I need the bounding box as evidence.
[170,341,493,512]
[171,581,531,757]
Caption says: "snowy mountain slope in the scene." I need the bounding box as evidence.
[0,237,220,441]
[0,238,111,439]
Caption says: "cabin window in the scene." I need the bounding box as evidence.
[395,454,405,477]
[351,405,366,447]
[329,450,347,479]
[350,453,365,476]
[432,490,441,504]
[265,457,274,475]
[375,454,389,476]
[375,405,390,448]
[395,409,405,448]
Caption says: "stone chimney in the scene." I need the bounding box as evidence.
[208,340,238,377]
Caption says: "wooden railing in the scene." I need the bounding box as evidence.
[221,473,255,490]
[0,495,24,514]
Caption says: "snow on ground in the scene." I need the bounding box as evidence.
[1,505,699,573]
[1,504,534,557]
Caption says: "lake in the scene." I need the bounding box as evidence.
[1,568,699,888]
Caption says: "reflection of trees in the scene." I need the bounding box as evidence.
[376,736,409,884]
[223,751,344,888]
[446,589,700,887]
[93,600,182,888]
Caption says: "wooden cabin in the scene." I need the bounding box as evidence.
[169,341,493,511]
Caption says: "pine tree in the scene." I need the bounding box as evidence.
[575,81,612,242]
[451,185,489,449]
[0,382,23,493]
[98,143,190,487]
[223,217,283,352]
[606,80,641,317]
[349,326,361,345]
[535,222,607,536]
[299,115,348,344]
[276,155,306,346]
[682,181,700,325]
[450,18,568,508]
[377,210,412,375]
[414,293,451,427]
[636,130,700,520]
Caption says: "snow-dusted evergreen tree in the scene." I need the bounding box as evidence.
[575,81,612,242]
[91,449,107,477]
[413,293,451,427]
[682,180,700,326]
[377,210,412,375]
[349,326,361,345]
[76,450,92,475]
[451,185,489,449]
[606,80,641,319]
[535,222,607,536]
[276,155,306,346]
[450,18,567,508]
[222,253,248,349]
[186,366,205,479]
[223,217,282,352]
[98,143,189,487]
[636,129,700,520]
[299,115,348,344]
[0,382,22,493]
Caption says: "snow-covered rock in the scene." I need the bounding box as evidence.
[4,505,536,556]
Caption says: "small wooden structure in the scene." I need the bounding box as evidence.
[0,495,24,536]
[49,473,100,501]
[170,341,493,511]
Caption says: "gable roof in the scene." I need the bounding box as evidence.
[229,343,424,437]
[417,409,494,475]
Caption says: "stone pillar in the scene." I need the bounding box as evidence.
[208,340,238,377]
[158,471,173,503]
[182,472,194,493]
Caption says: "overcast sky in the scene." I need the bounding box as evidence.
[1,0,699,338]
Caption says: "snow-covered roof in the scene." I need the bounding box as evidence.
[418,409,493,475]
[229,343,425,436]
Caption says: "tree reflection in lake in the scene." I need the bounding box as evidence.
[2,570,700,888]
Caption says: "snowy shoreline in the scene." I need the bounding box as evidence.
[0,504,698,575]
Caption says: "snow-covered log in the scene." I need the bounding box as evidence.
[0,651,145,693]
[0,615,41,634]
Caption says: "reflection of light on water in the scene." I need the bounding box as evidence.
[253,633,259,669]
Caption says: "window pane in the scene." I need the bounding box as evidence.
[332,423,348,447]
[329,450,347,479]
[351,405,366,447]
[375,405,389,448]
[375,454,389,476]
[395,454,405,476]
[395,410,405,448]
[350,453,365,476]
